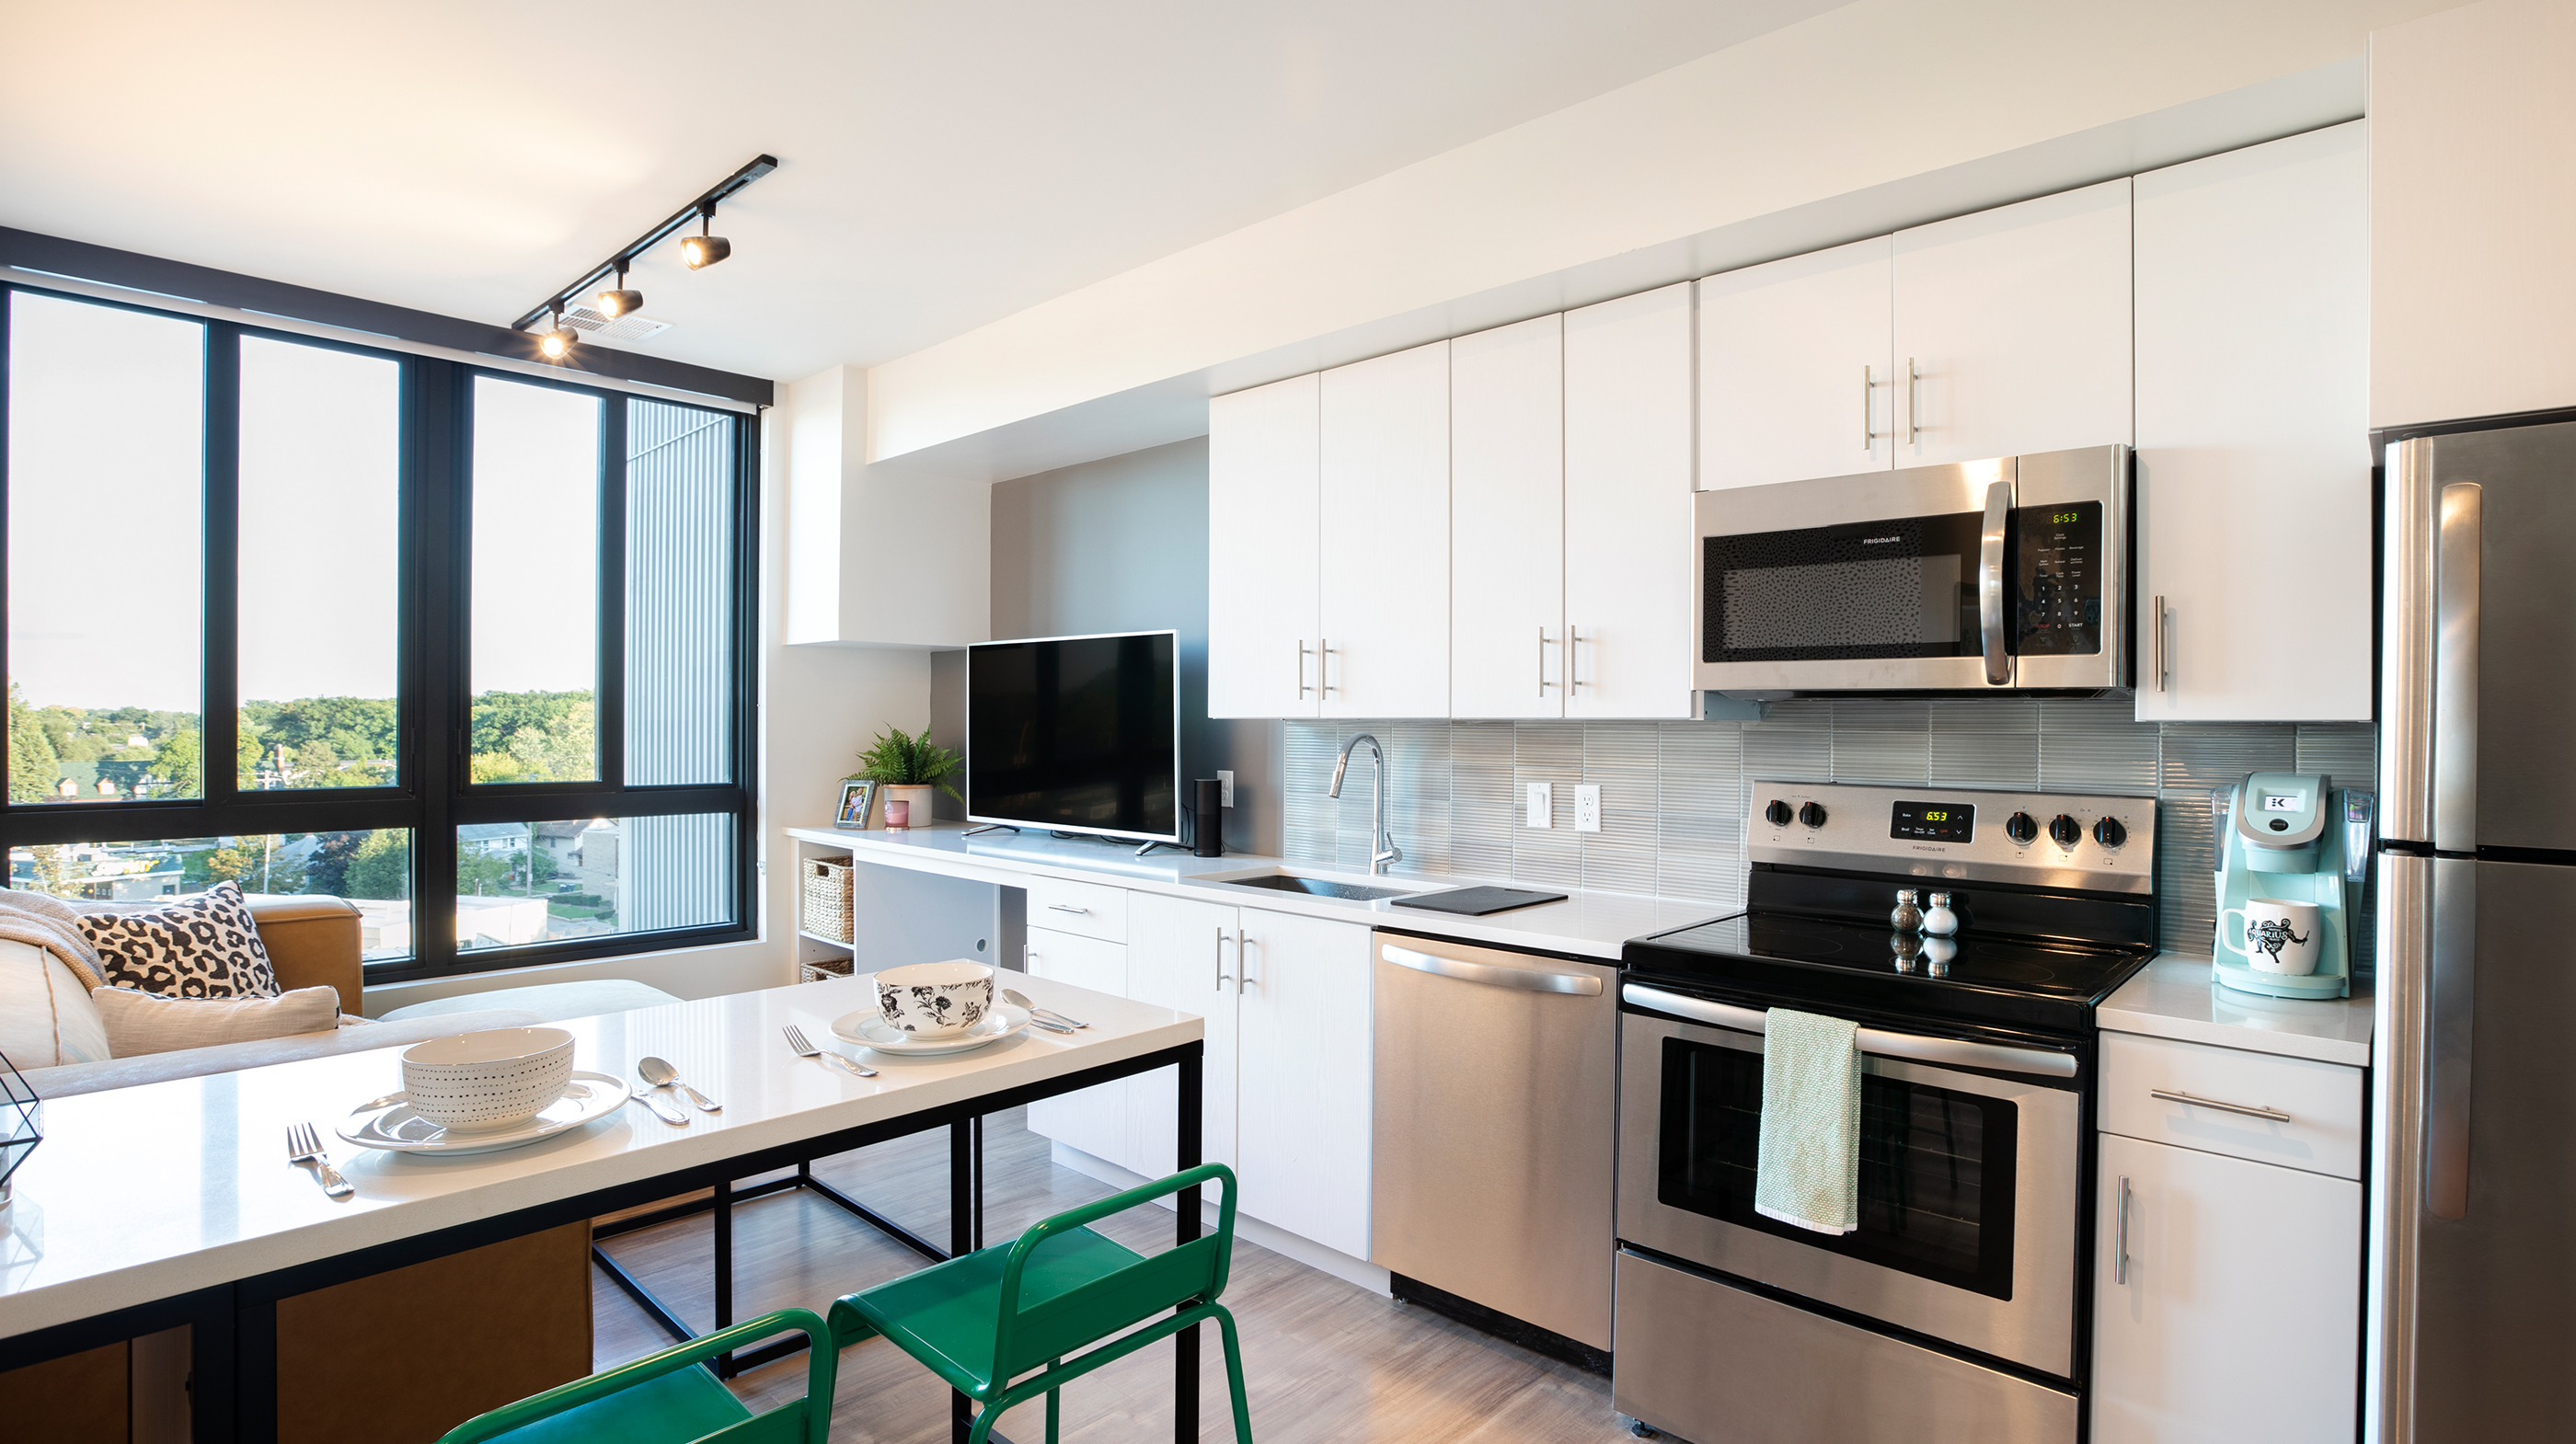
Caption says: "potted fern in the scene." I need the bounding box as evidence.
[853,726,962,829]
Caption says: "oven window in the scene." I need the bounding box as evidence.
[1703,511,1985,663]
[1657,1036,2019,1300]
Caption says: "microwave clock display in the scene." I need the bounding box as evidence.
[1891,800,1976,842]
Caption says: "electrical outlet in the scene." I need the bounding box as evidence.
[1217,770,1235,807]
[1574,785,1602,833]
[1527,782,1553,829]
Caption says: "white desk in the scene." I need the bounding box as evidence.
[0,972,1203,1443]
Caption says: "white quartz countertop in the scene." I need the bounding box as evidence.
[0,973,1195,1341]
[2099,956,2374,1068]
[788,824,1731,961]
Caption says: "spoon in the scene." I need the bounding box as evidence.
[638,1057,720,1112]
[1003,989,1087,1030]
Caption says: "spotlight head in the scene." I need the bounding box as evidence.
[681,233,731,269]
[536,306,578,361]
[597,287,645,318]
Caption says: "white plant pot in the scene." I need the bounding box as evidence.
[885,784,937,829]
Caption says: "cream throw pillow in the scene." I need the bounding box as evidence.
[93,984,342,1058]
[0,937,112,1067]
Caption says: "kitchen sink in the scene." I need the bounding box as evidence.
[1221,874,1418,902]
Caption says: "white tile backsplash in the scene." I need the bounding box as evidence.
[1282,704,2375,955]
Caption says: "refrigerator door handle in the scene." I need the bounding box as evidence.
[2426,857,2476,1220]
[2432,482,2481,853]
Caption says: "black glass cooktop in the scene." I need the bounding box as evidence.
[1625,910,2156,1037]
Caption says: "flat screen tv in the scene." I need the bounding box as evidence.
[966,630,1179,843]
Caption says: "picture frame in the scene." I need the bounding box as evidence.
[834,779,879,831]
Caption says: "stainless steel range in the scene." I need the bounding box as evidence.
[1616,781,2158,1444]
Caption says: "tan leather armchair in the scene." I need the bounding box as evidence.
[246,894,365,1014]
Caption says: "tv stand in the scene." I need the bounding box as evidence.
[963,823,1020,837]
[1134,840,1186,858]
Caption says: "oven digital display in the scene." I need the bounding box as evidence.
[1891,800,1975,842]
[2261,794,2303,812]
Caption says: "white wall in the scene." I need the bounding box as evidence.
[367,395,935,1013]
[783,364,990,648]
[864,0,2460,479]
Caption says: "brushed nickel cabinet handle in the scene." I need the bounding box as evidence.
[2150,1087,2291,1123]
[2114,1175,2132,1285]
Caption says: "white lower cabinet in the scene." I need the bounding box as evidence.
[2091,1131,2362,1443]
[1123,891,1373,1259]
[1020,926,1131,1170]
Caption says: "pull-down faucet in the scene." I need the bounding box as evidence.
[1328,733,1401,876]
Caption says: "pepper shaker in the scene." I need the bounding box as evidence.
[1923,892,1959,937]
[1890,888,1924,933]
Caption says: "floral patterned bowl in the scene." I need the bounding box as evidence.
[875,961,994,1038]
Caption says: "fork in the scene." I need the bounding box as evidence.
[287,1123,355,1200]
[784,1026,877,1078]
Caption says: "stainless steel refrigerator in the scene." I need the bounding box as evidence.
[2373,416,2576,1441]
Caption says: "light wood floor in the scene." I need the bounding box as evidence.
[591,1107,1633,1443]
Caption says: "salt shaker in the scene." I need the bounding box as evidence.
[1923,892,1959,937]
[1890,888,1924,933]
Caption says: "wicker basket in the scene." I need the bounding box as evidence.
[799,955,856,984]
[799,855,856,944]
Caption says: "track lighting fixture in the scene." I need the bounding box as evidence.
[511,154,775,340]
[596,262,643,319]
[536,304,579,361]
[680,203,732,270]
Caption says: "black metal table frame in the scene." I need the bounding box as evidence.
[0,1040,1205,1444]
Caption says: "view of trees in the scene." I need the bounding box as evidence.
[5,685,598,799]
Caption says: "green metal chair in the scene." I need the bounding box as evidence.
[828,1162,1254,1444]
[434,1308,837,1444]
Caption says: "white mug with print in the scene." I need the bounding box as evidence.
[2222,898,2323,976]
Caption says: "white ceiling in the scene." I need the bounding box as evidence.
[1,0,1845,383]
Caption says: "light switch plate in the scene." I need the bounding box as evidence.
[1217,771,1235,807]
[1574,785,1601,833]
[1527,782,1553,829]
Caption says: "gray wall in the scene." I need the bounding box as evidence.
[965,437,1280,854]
[1283,705,2376,958]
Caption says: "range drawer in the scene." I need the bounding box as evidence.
[2099,1031,2363,1180]
[1024,876,1128,943]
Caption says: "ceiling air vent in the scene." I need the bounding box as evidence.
[563,305,672,343]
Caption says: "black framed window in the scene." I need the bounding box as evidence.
[2,283,758,981]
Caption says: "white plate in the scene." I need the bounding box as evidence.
[829,1003,1031,1056]
[337,1070,633,1155]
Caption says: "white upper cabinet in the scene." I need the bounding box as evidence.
[2133,122,2370,722]
[1320,340,1451,718]
[1698,236,1894,490]
[1450,315,1566,720]
[1894,178,2133,466]
[1564,282,1695,719]
[2370,1,2576,429]
[1208,372,1321,719]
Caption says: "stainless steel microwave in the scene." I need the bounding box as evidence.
[1693,444,2131,695]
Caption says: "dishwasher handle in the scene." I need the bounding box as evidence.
[1380,943,1604,996]
[1622,983,2078,1079]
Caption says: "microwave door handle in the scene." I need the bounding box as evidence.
[1979,477,2012,685]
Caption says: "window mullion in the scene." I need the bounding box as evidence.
[598,395,628,790]
[413,360,464,971]
[201,325,241,809]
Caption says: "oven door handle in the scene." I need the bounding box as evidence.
[1622,983,2079,1079]
[1979,476,2013,686]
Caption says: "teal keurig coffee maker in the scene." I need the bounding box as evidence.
[2211,772,2373,1000]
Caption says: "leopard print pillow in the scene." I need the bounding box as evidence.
[76,881,282,1000]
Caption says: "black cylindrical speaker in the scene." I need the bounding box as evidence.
[1192,778,1225,857]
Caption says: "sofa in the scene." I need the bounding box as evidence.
[0,893,684,1444]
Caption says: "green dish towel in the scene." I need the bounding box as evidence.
[1754,1006,1863,1236]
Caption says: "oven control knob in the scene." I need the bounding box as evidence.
[2048,814,2082,848]
[2006,811,2039,845]
[1799,801,1829,829]
[2093,816,2127,849]
[1765,799,1794,827]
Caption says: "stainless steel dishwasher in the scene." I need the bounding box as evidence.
[1369,931,1620,1356]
